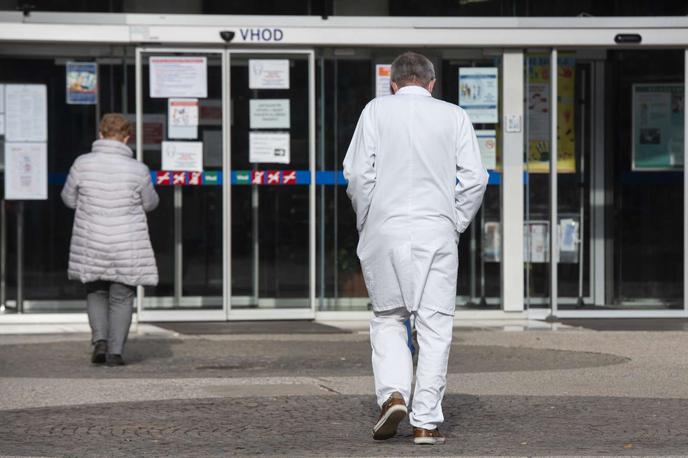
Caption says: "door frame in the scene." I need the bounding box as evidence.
[135,47,227,322]
[224,48,316,321]
[134,46,316,322]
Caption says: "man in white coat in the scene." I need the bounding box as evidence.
[343,52,488,445]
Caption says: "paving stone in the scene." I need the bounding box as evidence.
[1,395,688,456]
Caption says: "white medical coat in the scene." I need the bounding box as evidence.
[343,85,488,314]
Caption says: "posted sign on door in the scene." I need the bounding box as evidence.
[150,56,208,98]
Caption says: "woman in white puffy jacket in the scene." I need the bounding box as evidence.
[61,113,159,366]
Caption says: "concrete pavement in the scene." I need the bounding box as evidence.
[1,320,688,456]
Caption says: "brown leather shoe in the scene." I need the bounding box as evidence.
[413,427,446,445]
[372,392,407,440]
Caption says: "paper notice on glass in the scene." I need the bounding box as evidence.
[5,84,47,142]
[524,222,549,263]
[250,99,290,129]
[161,141,203,172]
[249,60,290,89]
[150,56,207,98]
[459,67,499,124]
[4,142,48,200]
[249,132,290,164]
[476,129,497,169]
[482,221,500,262]
[168,98,199,139]
[375,64,392,97]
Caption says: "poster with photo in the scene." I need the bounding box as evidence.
[632,84,684,170]
[168,98,199,139]
[66,62,98,105]
[459,67,498,123]
[526,53,576,173]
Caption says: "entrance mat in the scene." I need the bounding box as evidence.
[561,318,688,331]
[151,320,350,335]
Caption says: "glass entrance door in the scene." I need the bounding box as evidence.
[227,50,315,319]
[135,48,315,321]
[135,48,227,321]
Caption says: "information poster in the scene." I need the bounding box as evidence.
[250,99,290,129]
[524,221,549,263]
[249,60,290,89]
[632,84,684,170]
[459,67,498,123]
[168,98,199,139]
[375,64,392,97]
[476,129,497,170]
[526,53,576,173]
[66,62,98,105]
[150,56,207,98]
[5,84,47,142]
[249,132,290,164]
[483,222,500,262]
[559,218,579,264]
[4,142,48,200]
[161,141,203,171]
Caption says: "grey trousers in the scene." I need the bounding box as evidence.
[86,281,135,355]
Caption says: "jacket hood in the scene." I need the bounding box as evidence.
[91,139,134,157]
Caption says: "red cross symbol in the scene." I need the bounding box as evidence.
[267,170,281,185]
[156,171,171,185]
[282,170,296,185]
[173,171,187,186]
[251,170,265,185]
[187,172,202,185]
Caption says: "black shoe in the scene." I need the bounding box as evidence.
[106,354,126,366]
[91,340,107,364]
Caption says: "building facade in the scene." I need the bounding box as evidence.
[0,3,686,321]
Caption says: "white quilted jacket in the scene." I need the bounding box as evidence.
[61,139,159,286]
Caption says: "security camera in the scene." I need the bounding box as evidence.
[220,31,236,43]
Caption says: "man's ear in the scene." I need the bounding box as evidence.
[98,132,104,140]
[123,135,131,144]
[427,79,436,94]
[391,81,399,94]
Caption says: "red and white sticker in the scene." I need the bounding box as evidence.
[251,170,265,185]
[187,171,202,185]
[282,170,296,185]
[267,170,281,185]
[173,171,187,185]
[156,171,171,185]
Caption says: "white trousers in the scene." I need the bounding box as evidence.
[370,306,454,430]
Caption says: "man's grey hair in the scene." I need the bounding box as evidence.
[390,52,436,88]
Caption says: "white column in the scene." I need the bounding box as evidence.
[549,49,559,315]
[500,50,525,312]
